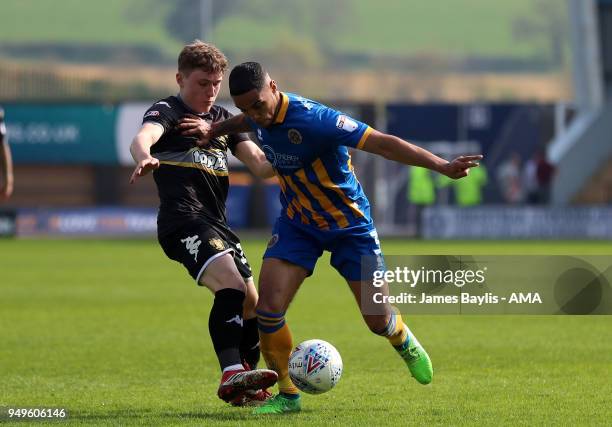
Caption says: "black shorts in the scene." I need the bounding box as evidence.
[158,220,253,285]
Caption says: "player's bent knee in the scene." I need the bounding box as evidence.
[199,254,247,293]
[200,276,246,293]
[255,299,280,314]
[256,290,283,314]
[221,279,247,293]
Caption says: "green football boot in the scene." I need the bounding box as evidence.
[252,393,302,415]
[395,328,433,385]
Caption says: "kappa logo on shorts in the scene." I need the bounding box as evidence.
[267,233,279,248]
[181,234,202,262]
[209,238,225,251]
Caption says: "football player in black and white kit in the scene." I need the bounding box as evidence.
[129,41,277,406]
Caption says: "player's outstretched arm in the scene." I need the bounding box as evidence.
[234,140,275,179]
[179,114,252,147]
[129,123,163,184]
[210,114,251,139]
[360,129,482,179]
[177,114,212,146]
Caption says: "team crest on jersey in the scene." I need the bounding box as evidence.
[267,233,279,248]
[336,115,358,132]
[288,129,302,144]
[209,238,225,251]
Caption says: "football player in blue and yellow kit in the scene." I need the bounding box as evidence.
[206,62,482,414]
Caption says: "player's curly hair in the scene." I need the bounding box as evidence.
[178,40,228,75]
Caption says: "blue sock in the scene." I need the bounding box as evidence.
[280,392,300,400]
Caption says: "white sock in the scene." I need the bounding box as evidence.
[223,363,244,373]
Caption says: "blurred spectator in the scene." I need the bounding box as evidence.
[536,152,555,203]
[523,153,538,203]
[439,163,488,207]
[407,166,435,231]
[0,106,14,200]
[524,149,555,204]
[408,166,436,206]
[497,152,523,203]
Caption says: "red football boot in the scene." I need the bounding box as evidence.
[230,388,273,407]
[217,368,277,402]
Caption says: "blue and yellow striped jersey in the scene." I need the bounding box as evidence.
[248,92,373,230]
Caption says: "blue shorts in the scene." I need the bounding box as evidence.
[263,216,385,281]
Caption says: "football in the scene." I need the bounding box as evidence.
[288,339,343,394]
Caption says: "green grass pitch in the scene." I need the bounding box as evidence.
[1,238,611,425]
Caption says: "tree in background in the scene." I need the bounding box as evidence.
[513,0,568,68]
[162,0,350,69]
[164,0,241,43]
